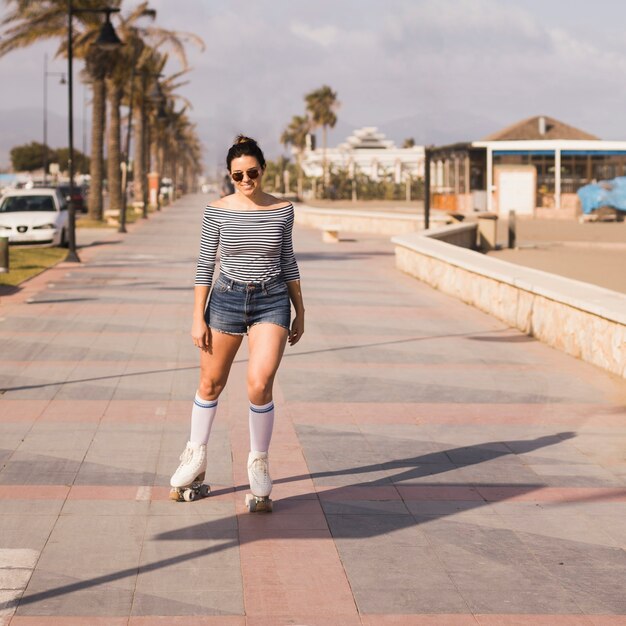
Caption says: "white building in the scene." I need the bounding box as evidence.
[301,127,425,182]
[429,115,626,218]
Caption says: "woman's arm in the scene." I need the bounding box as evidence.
[192,209,219,352]
[287,280,304,346]
[191,285,211,351]
[281,207,304,345]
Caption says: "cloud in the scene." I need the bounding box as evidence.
[4,0,626,171]
[290,21,339,47]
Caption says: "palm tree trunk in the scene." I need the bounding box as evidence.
[172,148,178,198]
[106,80,122,216]
[322,125,328,189]
[133,103,145,210]
[296,153,303,200]
[88,76,106,220]
[141,109,151,210]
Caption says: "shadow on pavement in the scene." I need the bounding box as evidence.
[0,284,21,297]
[13,431,601,610]
[0,328,518,393]
[296,250,394,261]
[78,239,123,250]
[468,335,536,343]
[26,297,97,305]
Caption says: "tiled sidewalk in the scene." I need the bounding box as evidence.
[1,194,625,626]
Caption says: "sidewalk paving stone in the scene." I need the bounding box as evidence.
[0,194,625,624]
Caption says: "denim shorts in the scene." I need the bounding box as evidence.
[207,273,291,336]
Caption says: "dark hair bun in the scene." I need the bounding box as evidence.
[235,135,256,145]
[227,134,266,171]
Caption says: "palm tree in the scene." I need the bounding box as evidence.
[82,44,110,219]
[305,85,339,188]
[145,71,197,206]
[128,31,203,213]
[106,3,203,219]
[132,50,166,211]
[281,114,309,199]
[0,0,123,220]
[1,1,203,220]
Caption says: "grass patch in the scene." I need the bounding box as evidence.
[0,246,67,287]
[76,217,114,229]
[78,208,143,228]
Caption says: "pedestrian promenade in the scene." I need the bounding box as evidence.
[1,193,625,625]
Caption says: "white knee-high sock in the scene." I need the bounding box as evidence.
[189,393,218,445]
[249,401,274,453]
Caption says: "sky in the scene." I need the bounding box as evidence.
[1,0,626,174]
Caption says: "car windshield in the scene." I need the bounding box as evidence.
[0,195,57,213]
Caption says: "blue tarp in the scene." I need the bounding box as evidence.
[577,176,626,215]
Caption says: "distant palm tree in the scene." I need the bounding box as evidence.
[126,25,203,211]
[281,114,309,199]
[107,3,203,217]
[131,50,166,210]
[142,67,195,208]
[305,85,339,187]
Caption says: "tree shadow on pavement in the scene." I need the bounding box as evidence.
[0,327,521,393]
[12,431,602,610]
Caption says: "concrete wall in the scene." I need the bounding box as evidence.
[423,223,477,249]
[295,205,448,236]
[393,229,626,378]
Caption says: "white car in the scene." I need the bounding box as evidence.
[0,188,69,246]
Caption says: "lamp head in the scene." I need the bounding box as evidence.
[157,103,168,122]
[95,10,123,50]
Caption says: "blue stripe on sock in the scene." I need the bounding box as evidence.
[194,398,217,409]
[250,403,274,414]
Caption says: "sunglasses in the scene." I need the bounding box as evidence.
[231,168,260,183]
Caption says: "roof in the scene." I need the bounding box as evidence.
[483,116,599,141]
[338,127,396,151]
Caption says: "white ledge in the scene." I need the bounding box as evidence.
[392,231,626,326]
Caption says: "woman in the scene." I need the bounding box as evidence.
[170,135,305,507]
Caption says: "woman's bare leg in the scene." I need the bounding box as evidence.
[198,330,244,400]
[246,323,288,452]
[247,323,289,405]
[188,330,243,444]
[244,323,288,502]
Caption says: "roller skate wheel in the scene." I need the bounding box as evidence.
[245,494,256,512]
[183,489,196,502]
[199,484,210,498]
[169,488,181,502]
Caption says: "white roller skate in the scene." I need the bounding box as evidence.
[169,441,210,502]
[245,451,273,512]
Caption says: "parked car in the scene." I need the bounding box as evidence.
[0,188,69,246]
[56,183,87,213]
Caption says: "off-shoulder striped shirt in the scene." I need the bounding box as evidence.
[194,203,300,286]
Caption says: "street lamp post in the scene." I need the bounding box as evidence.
[43,53,66,185]
[66,2,122,263]
[424,146,432,231]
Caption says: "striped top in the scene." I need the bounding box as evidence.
[194,203,300,286]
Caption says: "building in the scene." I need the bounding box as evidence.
[301,127,425,183]
[429,115,626,218]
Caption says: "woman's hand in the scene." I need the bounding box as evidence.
[191,318,211,352]
[289,314,304,346]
